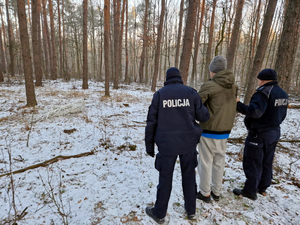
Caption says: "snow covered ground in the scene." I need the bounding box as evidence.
[0,79,299,225]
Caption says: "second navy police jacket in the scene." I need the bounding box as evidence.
[237,81,288,133]
[145,76,210,156]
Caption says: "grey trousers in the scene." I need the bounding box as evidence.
[197,136,227,196]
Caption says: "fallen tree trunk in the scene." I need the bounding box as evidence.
[0,151,95,178]
[228,138,300,144]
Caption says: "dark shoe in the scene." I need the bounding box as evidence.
[145,206,165,224]
[187,214,195,220]
[233,188,257,200]
[211,191,220,201]
[258,189,267,196]
[196,191,211,203]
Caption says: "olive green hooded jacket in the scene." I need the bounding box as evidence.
[198,69,238,134]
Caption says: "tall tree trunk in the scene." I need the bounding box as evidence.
[82,0,88,89]
[5,0,15,77]
[57,0,63,78]
[17,0,37,106]
[191,0,205,87]
[0,29,6,74]
[113,0,121,89]
[244,0,278,104]
[0,8,7,74]
[226,0,244,70]
[174,0,184,68]
[180,0,199,84]
[124,0,129,84]
[48,0,58,80]
[204,0,217,81]
[42,0,50,79]
[151,0,165,91]
[275,0,300,93]
[32,0,43,86]
[118,0,125,81]
[139,0,149,83]
[62,0,69,80]
[104,0,110,96]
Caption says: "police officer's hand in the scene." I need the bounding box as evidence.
[236,97,240,102]
[147,151,155,157]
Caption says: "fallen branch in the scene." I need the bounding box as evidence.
[228,138,300,144]
[0,151,95,178]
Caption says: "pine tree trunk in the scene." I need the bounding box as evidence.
[244,0,278,104]
[275,0,300,93]
[5,0,15,77]
[48,0,58,80]
[227,0,244,70]
[42,0,50,79]
[205,0,217,81]
[174,0,184,68]
[104,0,110,96]
[17,0,37,106]
[151,0,165,91]
[82,0,88,89]
[0,29,6,74]
[139,0,149,83]
[32,0,43,86]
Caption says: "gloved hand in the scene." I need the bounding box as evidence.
[147,151,155,157]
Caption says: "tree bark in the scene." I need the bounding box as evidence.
[57,0,63,78]
[48,0,58,80]
[0,29,6,74]
[174,0,184,68]
[42,0,50,79]
[190,0,205,88]
[32,0,43,86]
[17,0,37,106]
[0,8,7,74]
[138,0,149,83]
[275,0,300,93]
[104,0,110,96]
[244,0,278,104]
[113,0,121,89]
[205,0,217,81]
[179,0,199,84]
[151,0,165,91]
[82,0,88,89]
[227,0,244,70]
[5,0,15,77]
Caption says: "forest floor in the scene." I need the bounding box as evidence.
[0,78,300,225]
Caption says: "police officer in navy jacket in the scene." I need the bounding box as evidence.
[145,67,209,223]
[233,69,288,200]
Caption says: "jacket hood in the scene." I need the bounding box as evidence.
[212,69,235,89]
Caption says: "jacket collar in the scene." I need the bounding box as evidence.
[164,76,183,86]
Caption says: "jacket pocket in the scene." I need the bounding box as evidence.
[244,140,263,160]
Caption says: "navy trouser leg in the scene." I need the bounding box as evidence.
[258,129,280,191]
[243,136,264,195]
[243,129,280,195]
[179,151,197,215]
[154,154,177,219]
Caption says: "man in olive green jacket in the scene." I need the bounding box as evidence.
[197,55,238,202]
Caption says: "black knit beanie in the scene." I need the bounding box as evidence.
[257,69,277,80]
[166,67,181,80]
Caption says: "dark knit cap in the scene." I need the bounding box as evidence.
[257,69,277,80]
[209,55,227,73]
[166,67,181,80]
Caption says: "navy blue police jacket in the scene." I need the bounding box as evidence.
[145,77,210,156]
[237,81,288,133]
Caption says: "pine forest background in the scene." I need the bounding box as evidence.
[0,0,300,106]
